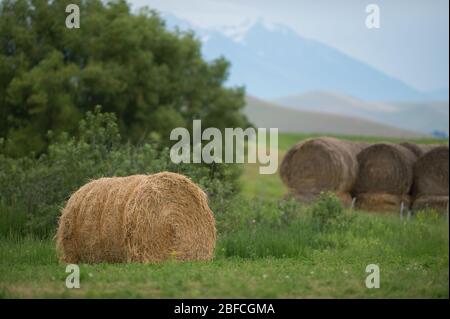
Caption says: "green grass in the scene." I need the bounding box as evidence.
[277,132,447,152]
[1,132,448,298]
[0,211,448,298]
[0,205,28,238]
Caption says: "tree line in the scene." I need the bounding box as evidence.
[0,0,248,157]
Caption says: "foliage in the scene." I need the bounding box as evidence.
[0,209,447,298]
[0,107,240,237]
[214,196,303,235]
[308,192,354,231]
[0,0,248,157]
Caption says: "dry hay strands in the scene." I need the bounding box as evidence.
[353,143,417,212]
[355,193,411,213]
[412,196,449,214]
[56,172,216,264]
[412,145,449,197]
[279,137,369,205]
[412,145,449,213]
[354,143,417,196]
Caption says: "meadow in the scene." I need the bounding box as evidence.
[0,132,448,298]
[1,0,448,300]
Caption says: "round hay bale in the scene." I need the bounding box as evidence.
[354,143,418,213]
[399,142,441,158]
[399,142,426,157]
[279,141,305,186]
[355,193,411,213]
[412,145,449,197]
[354,143,417,196]
[412,195,449,214]
[56,172,216,264]
[279,137,369,204]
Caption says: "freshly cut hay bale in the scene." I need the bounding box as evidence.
[412,195,449,214]
[399,142,440,158]
[411,145,449,214]
[412,145,449,197]
[354,143,417,196]
[353,143,417,212]
[279,137,369,205]
[279,141,305,186]
[56,172,216,264]
[399,142,426,157]
[355,193,411,213]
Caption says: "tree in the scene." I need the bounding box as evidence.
[0,0,248,157]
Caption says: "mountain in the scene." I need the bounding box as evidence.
[161,14,448,136]
[275,91,449,136]
[244,96,426,138]
[163,14,447,102]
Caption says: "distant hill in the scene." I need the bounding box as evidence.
[274,91,449,136]
[244,96,426,138]
[163,14,447,102]
[160,14,448,136]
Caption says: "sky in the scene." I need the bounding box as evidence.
[129,0,449,92]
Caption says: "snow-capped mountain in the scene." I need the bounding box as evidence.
[163,14,448,102]
[161,13,448,136]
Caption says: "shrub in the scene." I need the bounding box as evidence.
[0,107,240,237]
[0,0,248,157]
[214,196,304,235]
[309,192,354,231]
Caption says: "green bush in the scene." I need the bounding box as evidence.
[0,0,248,157]
[309,192,354,231]
[214,196,304,235]
[0,107,240,237]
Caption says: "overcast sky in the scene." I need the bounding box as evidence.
[129,0,449,92]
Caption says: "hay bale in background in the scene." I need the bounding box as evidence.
[412,145,449,213]
[399,142,426,158]
[56,172,216,264]
[355,193,411,213]
[412,145,449,197]
[354,143,417,195]
[279,137,369,205]
[353,143,417,212]
[400,142,440,158]
[412,196,449,213]
[279,141,305,186]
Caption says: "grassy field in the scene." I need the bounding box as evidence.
[0,133,448,298]
[1,211,448,298]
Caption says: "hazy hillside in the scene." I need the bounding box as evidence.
[163,14,446,102]
[275,91,449,135]
[244,96,426,138]
[161,14,448,136]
